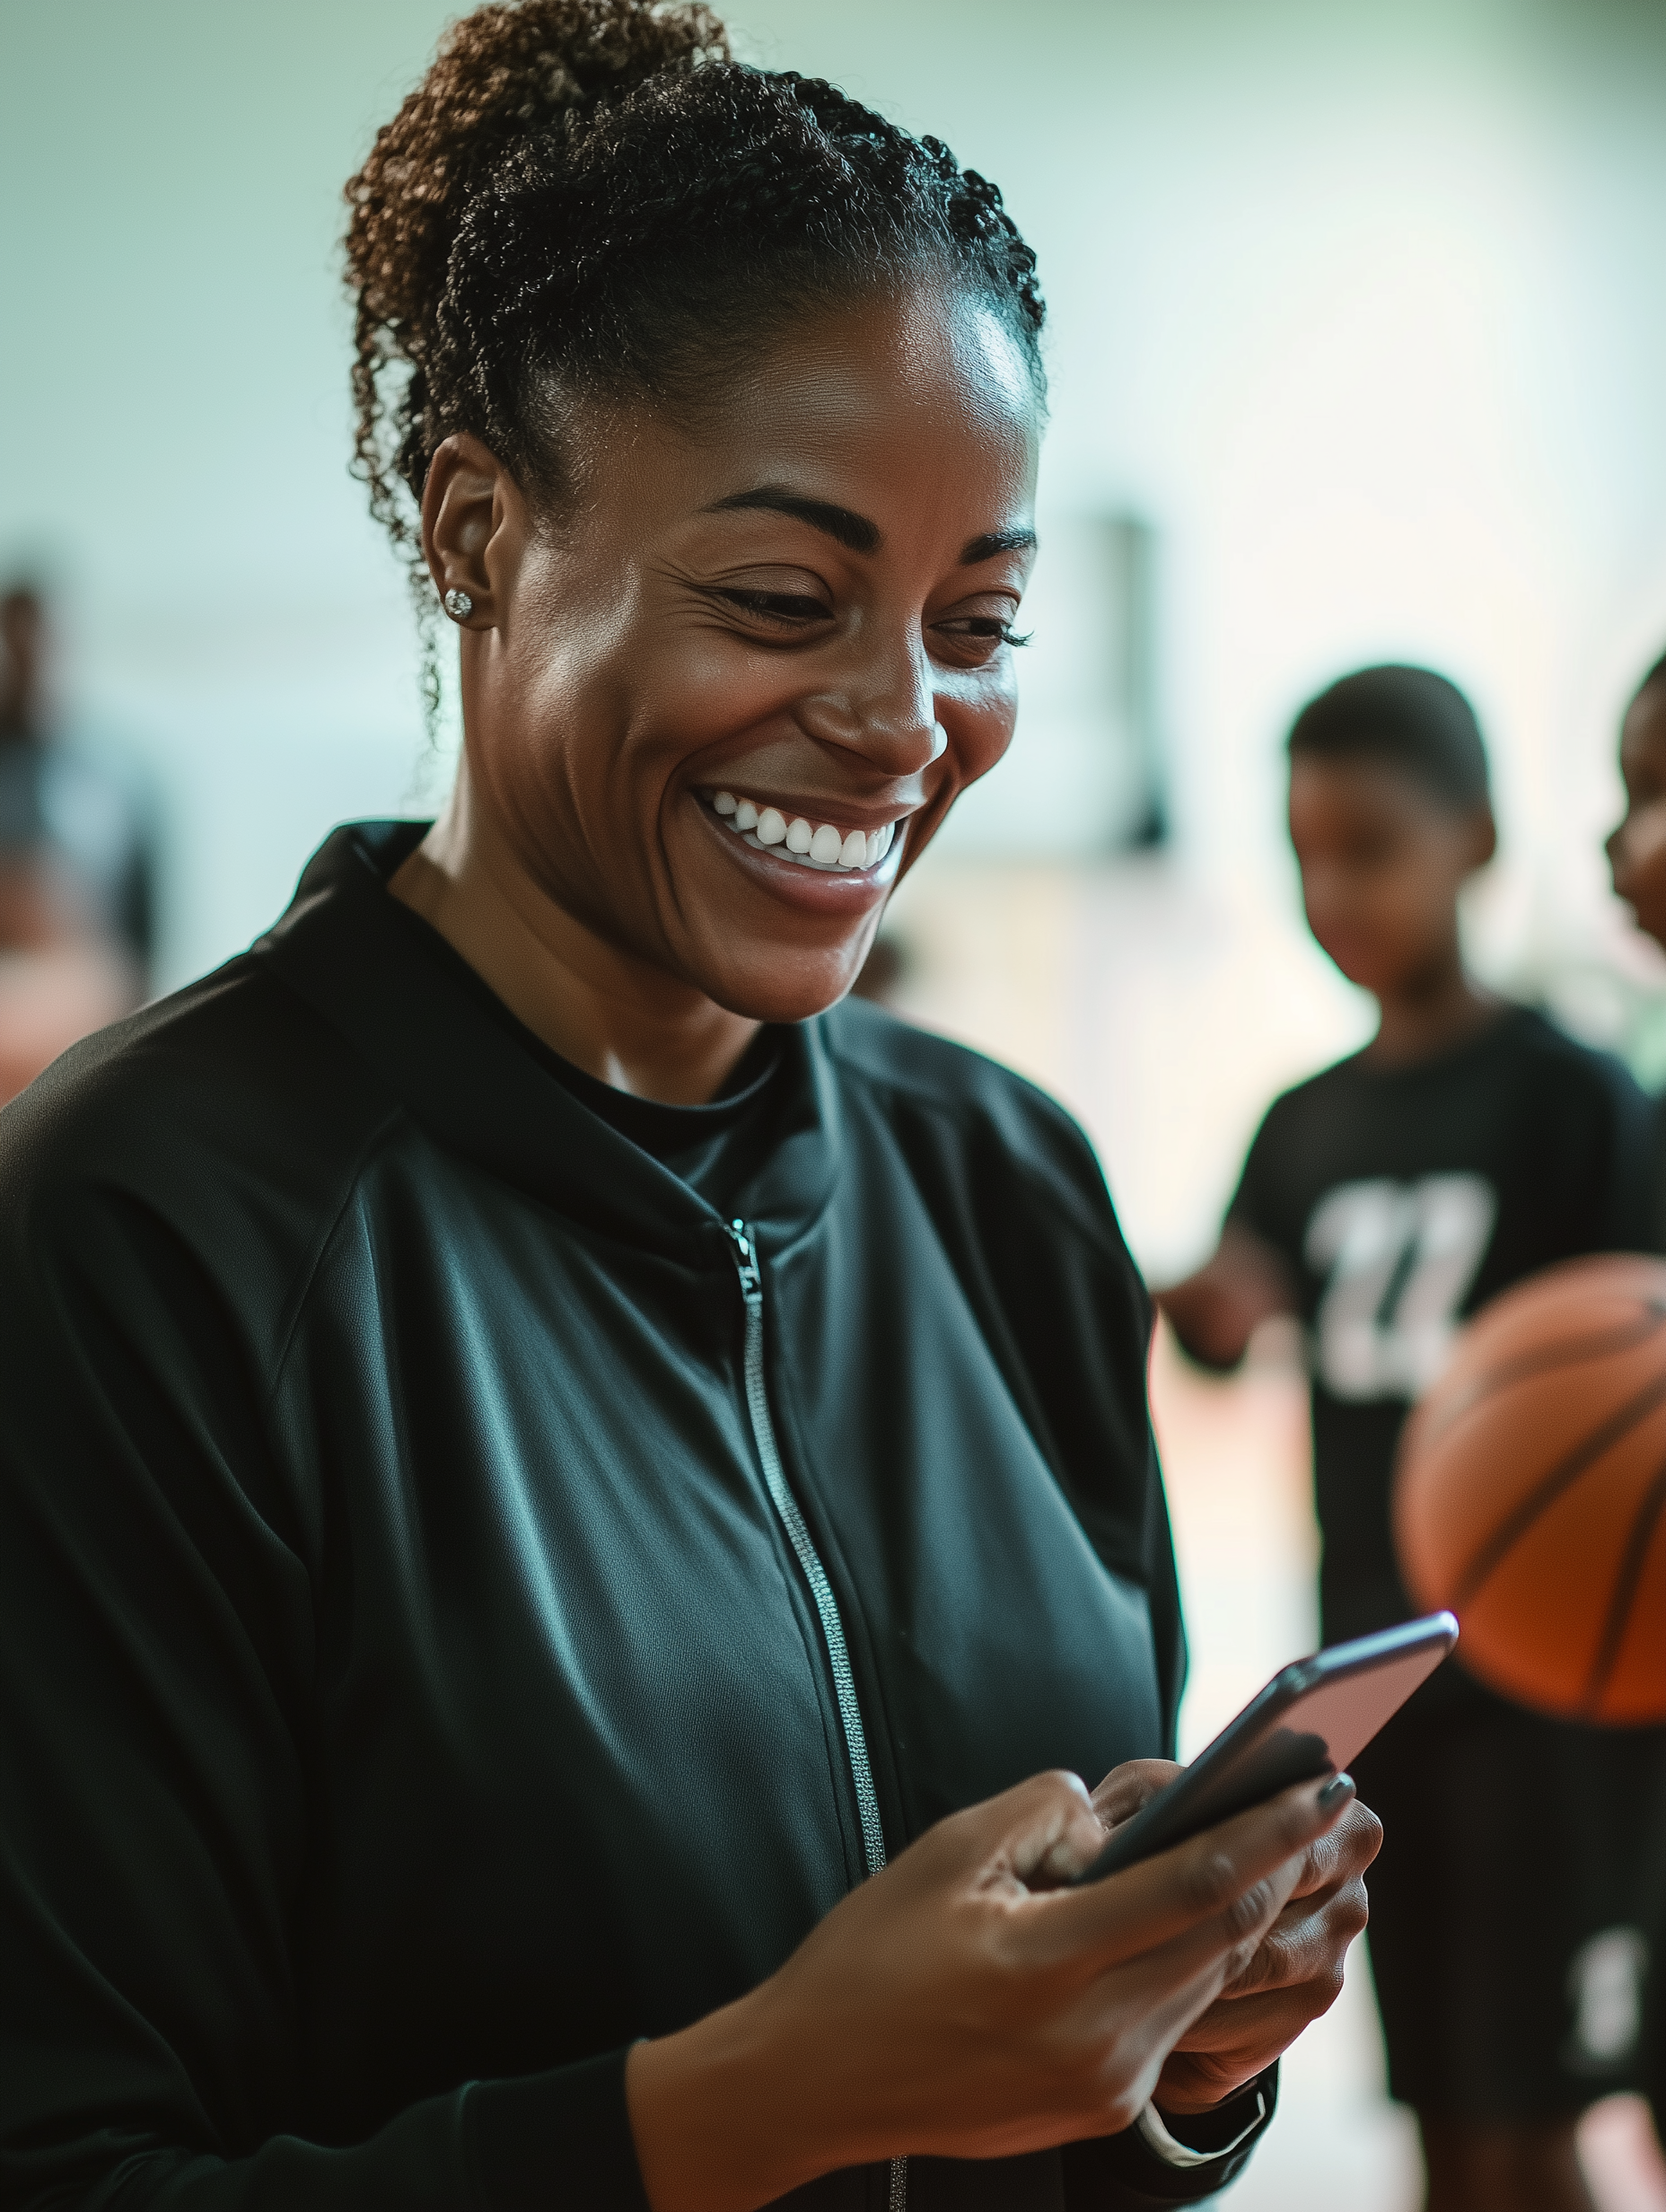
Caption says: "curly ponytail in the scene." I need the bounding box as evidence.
[344,0,1045,628]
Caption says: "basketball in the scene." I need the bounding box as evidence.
[1394,1251,1666,1725]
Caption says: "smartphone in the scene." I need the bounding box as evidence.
[1074,1611,1458,1884]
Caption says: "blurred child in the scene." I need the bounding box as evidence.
[1609,650,1666,1247]
[1604,642,1666,2175]
[0,582,153,1102]
[1162,663,1662,2212]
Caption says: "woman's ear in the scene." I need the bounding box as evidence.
[421,433,521,628]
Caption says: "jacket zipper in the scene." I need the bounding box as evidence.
[724,1222,907,2212]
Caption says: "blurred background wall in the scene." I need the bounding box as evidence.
[4,8,1666,2201]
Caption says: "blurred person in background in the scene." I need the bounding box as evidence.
[1604,639,1666,2174]
[0,581,153,1102]
[0,5,1381,2208]
[1161,664,1666,2212]
[1609,649,1666,1248]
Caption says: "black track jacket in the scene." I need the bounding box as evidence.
[1,824,1268,2209]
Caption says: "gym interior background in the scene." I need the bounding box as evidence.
[4,3,1666,2203]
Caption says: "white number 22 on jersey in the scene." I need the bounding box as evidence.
[1303,1174,1497,1401]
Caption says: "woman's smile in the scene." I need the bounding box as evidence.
[697,784,908,889]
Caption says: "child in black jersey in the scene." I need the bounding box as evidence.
[1162,664,1662,2212]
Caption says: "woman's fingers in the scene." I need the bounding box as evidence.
[1188,1870,1368,2019]
[1075,1851,1298,2023]
[1218,1866,1372,2000]
[1048,1951,1248,2131]
[1017,1770,1360,1976]
[1171,1976,1346,2055]
[1153,1946,1356,2109]
[1204,1799,1376,2002]
[1149,1802,1378,2111]
[1280,1795,1382,1900]
[1047,1864,1332,2133]
[933,1767,1121,1894]
[1088,1757,1180,1832]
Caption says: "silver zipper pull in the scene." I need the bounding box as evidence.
[725,1218,761,1303]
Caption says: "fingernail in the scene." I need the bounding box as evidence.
[1318,1772,1355,1807]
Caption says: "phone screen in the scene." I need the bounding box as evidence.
[1074,1612,1457,1884]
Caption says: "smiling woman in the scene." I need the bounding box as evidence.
[0,5,1376,2210]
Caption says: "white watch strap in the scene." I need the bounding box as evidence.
[1136,2085,1268,2169]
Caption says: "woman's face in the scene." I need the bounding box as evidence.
[1609,680,1666,952]
[429,285,1039,1022]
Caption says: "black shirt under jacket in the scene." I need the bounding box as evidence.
[2,822,1260,2210]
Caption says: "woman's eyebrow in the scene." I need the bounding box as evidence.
[960,527,1036,566]
[704,487,881,555]
[700,491,1035,569]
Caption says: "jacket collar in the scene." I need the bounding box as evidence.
[254,822,839,1269]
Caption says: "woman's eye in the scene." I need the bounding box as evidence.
[711,588,833,628]
[932,614,1031,658]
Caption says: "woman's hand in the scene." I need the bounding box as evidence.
[625,1765,1359,2212]
[1090,1759,1381,2116]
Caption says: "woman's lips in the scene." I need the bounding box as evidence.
[703,789,907,874]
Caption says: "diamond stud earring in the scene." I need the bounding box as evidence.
[443,589,474,621]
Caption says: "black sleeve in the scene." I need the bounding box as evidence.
[1061,2066,1279,2205]
[0,1165,649,2211]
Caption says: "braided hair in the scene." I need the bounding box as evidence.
[346,0,1045,652]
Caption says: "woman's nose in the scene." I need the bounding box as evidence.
[798,636,941,773]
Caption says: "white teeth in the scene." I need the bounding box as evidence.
[707,791,903,872]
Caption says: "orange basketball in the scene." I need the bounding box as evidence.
[1394,1252,1666,1725]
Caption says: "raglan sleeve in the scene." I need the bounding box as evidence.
[0,1113,650,2212]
